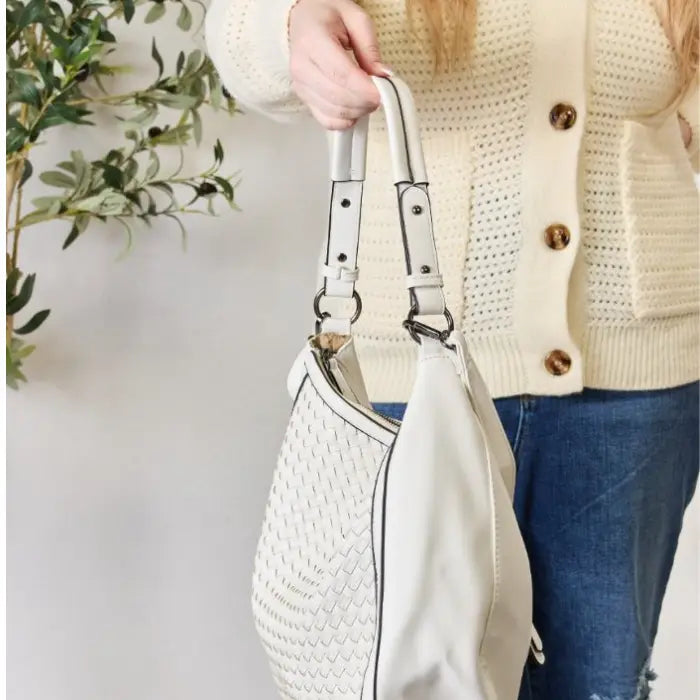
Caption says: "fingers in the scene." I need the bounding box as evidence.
[312,36,383,97]
[288,0,390,130]
[678,112,693,149]
[293,80,356,129]
[291,37,380,126]
[338,2,390,77]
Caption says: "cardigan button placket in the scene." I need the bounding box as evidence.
[513,0,586,396]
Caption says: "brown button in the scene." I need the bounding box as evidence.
[544,349,572,376]
[544,224,571,250]
[549,102,577,130]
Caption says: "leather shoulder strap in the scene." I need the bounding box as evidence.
[316,75,450,337]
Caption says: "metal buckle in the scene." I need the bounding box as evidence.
[402,306,455,348]
[313,289,362,334]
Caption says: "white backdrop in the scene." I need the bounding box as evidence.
[7,8,699,699]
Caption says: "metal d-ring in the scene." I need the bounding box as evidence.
[313,289,362,333]
[402,305,455,348]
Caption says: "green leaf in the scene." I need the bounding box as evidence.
[156,92,199,110]
[15,343,37,360]
[7,273,36,315]
[151,182,173,195]
[164,213,188,252]
[9,72,41,107]
[176,51,185,76]
[177,3,192,30]
[102,163,124,189]
[98,28,117,43]
[65,35,89,66]
[146,150,160,180]
[145,2,166,23]
[151,38,164,79]
[105,149,125,166]
[62,226,79,249]
[148,123,191,146]
[15,309,51,335]
[15,0,45,31]
[73,190,130,216]
[6,268,22,299]
[34,58,56,94]
[213,139,224,165]
[123,0,135,22]
[19,209,51,227]
[191,109,202,145]
[30,196,61,210]
[56,160,77,174]
[46,199,63,216]
[71,150,92,196]
[38,102,94,129]
[124,129,140,144]
[185,49,202,74]
[62,214,90,249]
[39,170,75,189]
[6,344,27,390]
[19,160,33,187]
[127,104,158,125]
[72,44,103,71]
[114,217,134,260]
[45,28,70,63]
[123,159,139,185]
[213,175,234,201]
[209,76,222,110]
[7,125,28,154]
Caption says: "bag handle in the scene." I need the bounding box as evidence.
[314,74,454,345]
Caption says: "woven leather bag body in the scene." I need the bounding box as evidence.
[251,75,537,700]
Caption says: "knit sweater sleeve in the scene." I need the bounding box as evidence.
[204,0,309,123]
[678,72,699,173]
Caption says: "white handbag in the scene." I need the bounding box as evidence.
[251,74,542,700]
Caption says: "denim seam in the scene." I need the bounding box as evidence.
[511,399,527,458]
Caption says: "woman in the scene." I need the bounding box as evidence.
[204,1,699,698]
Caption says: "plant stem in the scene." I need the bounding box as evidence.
[68,90,144,107]
[6,105,27,227]
[6,101,29,343]
[12,176,24,270]
[6,164,19,233]
[68,92,214,109]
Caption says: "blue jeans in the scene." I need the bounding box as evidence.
[372,380,699,700]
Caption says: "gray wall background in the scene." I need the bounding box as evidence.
[7,8,698,699]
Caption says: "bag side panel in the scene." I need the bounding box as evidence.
[452,333,532,697]
[252,362,392,699]
[477,454,533,700]
[373,339,494,700]
[452,332,517,500]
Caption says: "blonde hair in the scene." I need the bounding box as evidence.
[400,0,698,95]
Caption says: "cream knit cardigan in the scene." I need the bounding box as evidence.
[204,0,700,402]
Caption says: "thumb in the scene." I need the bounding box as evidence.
[339,4,392,76]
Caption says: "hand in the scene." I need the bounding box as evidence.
[678,113,692,149]
[288,0,392,130]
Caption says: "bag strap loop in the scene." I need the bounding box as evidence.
[315,74,452,342]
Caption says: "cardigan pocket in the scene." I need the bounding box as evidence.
[619,112,700,319]
[356,128,473,335]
